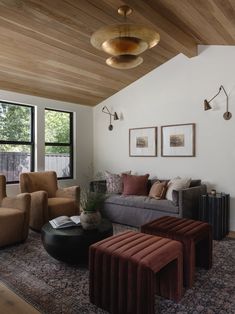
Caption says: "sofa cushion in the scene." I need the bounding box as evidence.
[105,171,130,194]
[122,174,149,196]
[149,181,167,199]
[105,194,179,214]
[166,177,191,201]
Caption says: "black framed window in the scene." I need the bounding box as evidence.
[45,108,73,179]
[0,101,34,183]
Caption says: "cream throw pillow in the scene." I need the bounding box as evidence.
[166,177,191,201]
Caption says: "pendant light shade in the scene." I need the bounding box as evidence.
[106,55,143,69]
[90,5,160,69]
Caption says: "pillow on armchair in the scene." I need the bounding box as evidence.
[122,174,149,196]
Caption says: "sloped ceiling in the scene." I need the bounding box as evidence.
[0,0,234,106]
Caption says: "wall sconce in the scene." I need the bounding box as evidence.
[102,106,119,130]
[204,85,232,120]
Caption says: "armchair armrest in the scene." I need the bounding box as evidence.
[30,190,48,230]
[2,193,31,240]
[1,193,31,212]
[178,184,207,219]
[56,186,80,201]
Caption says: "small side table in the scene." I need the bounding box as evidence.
[199,193,230,240]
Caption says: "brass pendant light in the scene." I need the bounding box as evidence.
[90,5,160,69]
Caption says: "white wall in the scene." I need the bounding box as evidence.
[0,90,93,195]
[93,46,235,231]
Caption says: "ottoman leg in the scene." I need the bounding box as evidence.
[183,240,195,288]
[196,232,213,269]
[157,256,183,302]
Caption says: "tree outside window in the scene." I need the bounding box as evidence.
[45,109,73,178]
[0,101,34,183]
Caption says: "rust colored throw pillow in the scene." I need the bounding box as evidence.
[148,181,167,199]
[122,174,149,196]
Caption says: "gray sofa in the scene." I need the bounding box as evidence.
[90,179,207,227]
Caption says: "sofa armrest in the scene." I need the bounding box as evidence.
[178,184,207,219]
[90,180,107,193]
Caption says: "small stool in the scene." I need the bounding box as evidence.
[141,216,212,288]
[89,231,183,314]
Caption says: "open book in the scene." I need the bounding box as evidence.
[49,215,81,229]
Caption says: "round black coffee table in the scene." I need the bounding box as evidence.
[41,219,113,264]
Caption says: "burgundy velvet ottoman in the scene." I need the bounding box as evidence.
[141,216,212,288]
[89,230,183,314]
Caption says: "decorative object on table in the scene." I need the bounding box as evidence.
[49,215,80,229]
[203,85,232,120]
[161,123,195,157]
[102,105,119,131]
[80,191,106,230]
[129,127,157,156]
[199,193,230,240]
[90,5,160,69]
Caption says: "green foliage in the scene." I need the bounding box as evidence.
[80,190,106,213]
[0,105,71,155]
[45,110,70,153]
[0,103,31,151]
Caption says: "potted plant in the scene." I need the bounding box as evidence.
[80,190,106,230]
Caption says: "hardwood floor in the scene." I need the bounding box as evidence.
[228,231,235,238]
[0,282,41,314]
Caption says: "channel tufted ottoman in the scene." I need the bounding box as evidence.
[89,230,183,314]
[141,216,212,287]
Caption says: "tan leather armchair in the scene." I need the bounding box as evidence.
[20,171,80,231]
[0,175,30,247]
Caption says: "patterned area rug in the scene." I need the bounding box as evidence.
[0,224,234,314]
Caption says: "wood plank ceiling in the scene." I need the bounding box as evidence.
[0,0,234,106]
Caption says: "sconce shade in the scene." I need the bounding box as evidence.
[114,112,119,120]
[204,99,212,111]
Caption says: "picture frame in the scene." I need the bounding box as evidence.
[129,127,157,157]
[161,123,195,157]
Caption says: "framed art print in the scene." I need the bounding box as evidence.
[129,127,157,157]
[161,123,195,157]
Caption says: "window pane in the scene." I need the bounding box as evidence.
[0,102,32,142]
[45,146,70,178]
[0,144,31,182]
[45,110,70,143]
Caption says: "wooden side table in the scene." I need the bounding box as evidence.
[199,193,230,240]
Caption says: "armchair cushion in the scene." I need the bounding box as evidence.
[20,171,58,197]
[48,198,77,219]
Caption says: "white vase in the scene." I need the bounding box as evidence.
[80,211,101,230]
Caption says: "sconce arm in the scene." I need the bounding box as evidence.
[220,85,229,112]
